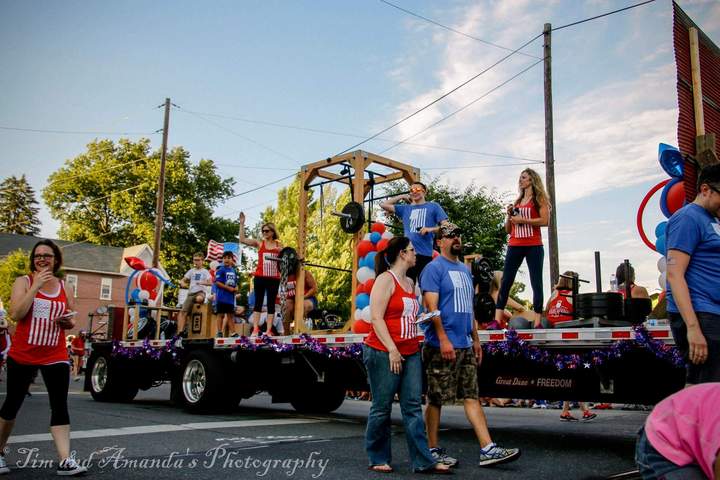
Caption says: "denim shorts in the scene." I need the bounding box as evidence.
[635,427,705,479]
[669,311,720,383]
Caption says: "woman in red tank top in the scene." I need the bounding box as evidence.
[0,240,87,475]
[363,237,450,474]
[239,212,282,336]
[495,168,550,328]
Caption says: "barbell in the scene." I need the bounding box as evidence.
[331,201,365,233]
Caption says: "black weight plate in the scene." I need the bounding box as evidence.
[474,293,495,324]
[278,247,299,277]
[340,201,365,233]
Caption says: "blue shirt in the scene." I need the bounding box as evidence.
[420,256,475,349]
[214,265,238,306]
[394,202,448,257]
[666,203,720,315]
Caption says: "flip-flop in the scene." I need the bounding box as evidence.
[415,465,453,475]
[368,464,394,473]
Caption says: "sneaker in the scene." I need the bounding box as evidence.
[430,447,458,468]
[582,411,597,421]
[250,328,260,338]
[478,444,521,467]
[57,455,87,476]
[531,400,547,409]
[215,331,223,338]
[0,453,10,475]
[560,412,578,421]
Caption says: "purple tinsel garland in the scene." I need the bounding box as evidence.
[111,335,183,364]
[230,333,364,360]
[482,325,685,370]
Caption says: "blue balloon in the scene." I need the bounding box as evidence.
[359,255,370,269]
[365,251,377,268]
[658,143,684,178]
[370,232,382,244]
[130,288,141,302]
[654,221,668,239]
[356,293,370,310]
[655,234,667,255]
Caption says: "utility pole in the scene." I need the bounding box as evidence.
[543,23,559,287]
[152,98,170,268]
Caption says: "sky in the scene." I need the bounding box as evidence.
[2,0,719,301]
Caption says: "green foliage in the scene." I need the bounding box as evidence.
[509,281,532,309]
[382,179,508,268]
[0,175,41,235]
[42,138,237,300]
[260,178,353,317]
[0,249,30,323]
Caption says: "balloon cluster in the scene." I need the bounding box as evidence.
[124,257,173,305]
[352,223,393,334]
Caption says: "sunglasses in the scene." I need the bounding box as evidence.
[33,254,55,260]
[442,231,462,239]
[261,229,272,233]
[410,186,425,193]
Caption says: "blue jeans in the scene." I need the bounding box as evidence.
[635,427,706,479]
[497,245,544,313]
[363,345,435,471]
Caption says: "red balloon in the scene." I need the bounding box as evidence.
[139,270,159,291]
[363,279,375,294]
[666,181,685,215]
[356,283,366,295]
[370,223,386,234]
[357,240,375,258]
[376,238,389,252]
[352,320,372,334]
[124,256,147,271]
[432,250,440,259]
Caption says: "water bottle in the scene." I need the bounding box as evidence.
[609,274,618,292]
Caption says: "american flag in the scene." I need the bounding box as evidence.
[206,240,240,263]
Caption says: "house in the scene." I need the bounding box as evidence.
[0,233,167,336]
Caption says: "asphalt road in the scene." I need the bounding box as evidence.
[0,380,647,479]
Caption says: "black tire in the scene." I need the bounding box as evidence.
[180,350,239,413]
[290,382,345,414]
[87,352,138,403]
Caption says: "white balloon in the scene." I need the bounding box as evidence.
[357,266,375,284]
[363,233,372,241]
[138,290,150,301]
[361,306,372,323]
[657,256,667,273]
[209,260,220,270]
[658,272,667,290]
[381,231,394,239]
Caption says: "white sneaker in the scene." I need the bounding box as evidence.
[56,455,87,476]
[0,453,9,475]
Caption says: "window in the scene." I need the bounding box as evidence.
[100,278,112,300]
[65,274,78,298]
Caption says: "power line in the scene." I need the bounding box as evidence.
[0,126,160,136]
[379,0,541,59]
[552,0,655,31]
[214,162,296,172]
[381,58,544,154]
[173,108,542,162]
[334,31,543,156]
[423,161,544,171]
[226,173,297,200]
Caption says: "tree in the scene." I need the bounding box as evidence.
[42,138,237,297]
[0,175,41,235]
[0,249,30,323]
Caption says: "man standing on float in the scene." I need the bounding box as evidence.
[381,181,448,285]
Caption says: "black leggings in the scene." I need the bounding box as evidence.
[0,357,70,426]
[253,276,280,315]
[496,245,545,313]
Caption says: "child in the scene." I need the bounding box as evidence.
[177,252,212,336]
[214,251,239,337]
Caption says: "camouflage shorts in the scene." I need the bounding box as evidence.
[422,346,478,406]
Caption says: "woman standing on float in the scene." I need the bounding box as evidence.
[239,212,282,337]
[494,168,550,328]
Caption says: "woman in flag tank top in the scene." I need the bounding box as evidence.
[494,168,550,328]
[363,236,450,474]
[0,240,87,475]
[239,212,282,336]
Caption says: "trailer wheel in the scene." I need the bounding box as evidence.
[87,353,138,402]
[290,382,345,413]
[181,350,239,413]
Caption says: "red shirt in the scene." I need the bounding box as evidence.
[546,289,573,325]
[254,241,281,279]
[365,271,420,356]
[71,336,85,356]
[282,274,308,299]
[509,200,543,247]
[9,275,70,365]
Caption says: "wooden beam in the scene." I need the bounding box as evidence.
[316,169,350,185]
[364,152,420,178]
[689,27,705,137]
[301,152,355,178]
[294,169,311,333]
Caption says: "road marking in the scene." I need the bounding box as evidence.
[9,419,327,444]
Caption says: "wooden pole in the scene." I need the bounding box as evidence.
[349,152,367,328]
[295,171,309,333]
[689,28,705,137]
[543,24,559,288]
[152,98,171,269]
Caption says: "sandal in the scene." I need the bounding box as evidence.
[416,464,453,475]
[368,464,393,473]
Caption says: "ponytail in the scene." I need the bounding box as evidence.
[374,236,410,276]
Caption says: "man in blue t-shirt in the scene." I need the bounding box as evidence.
[214,251,239,338]
[666,164,720,383]
[420,223,520,468]
[381,181,448,284]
